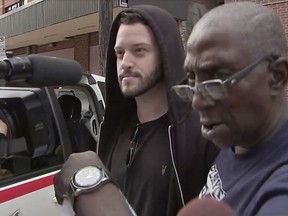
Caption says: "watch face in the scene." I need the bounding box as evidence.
[74,166,102,187]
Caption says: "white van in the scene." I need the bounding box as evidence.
[0,74,105,215]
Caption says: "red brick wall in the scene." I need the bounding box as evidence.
[4,0,18,7]
[1,0,21,15]
[37,40,74,53]
[0,0,35,15]
[11,32,100,74]
[264,1,288,43]
[74,34,90,72]
[0,0,3,14]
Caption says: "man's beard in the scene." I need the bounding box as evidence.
[120,66,163,97]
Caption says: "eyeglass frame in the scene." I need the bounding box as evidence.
[172,55,273,101]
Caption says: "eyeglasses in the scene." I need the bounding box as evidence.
[172,55,272,101]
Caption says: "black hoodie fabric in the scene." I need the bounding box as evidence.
[97,5,219,216]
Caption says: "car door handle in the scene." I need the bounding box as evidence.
[10,209,20,216]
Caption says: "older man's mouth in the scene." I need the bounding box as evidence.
[201,122,223,140]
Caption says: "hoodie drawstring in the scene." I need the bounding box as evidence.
[96,121,103,154]
[168,125,185,206]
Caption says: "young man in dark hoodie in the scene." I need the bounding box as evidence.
[54,5,218,216]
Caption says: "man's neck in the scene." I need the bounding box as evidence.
[135,82,168,123]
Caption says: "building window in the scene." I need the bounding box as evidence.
[5,0,25,13]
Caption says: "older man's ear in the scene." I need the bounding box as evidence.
[268,56,288,95]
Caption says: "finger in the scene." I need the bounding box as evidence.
[55,191,64,205]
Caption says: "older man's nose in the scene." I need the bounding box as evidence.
[192,91,216,111]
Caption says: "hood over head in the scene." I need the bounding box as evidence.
[104,5,189,124]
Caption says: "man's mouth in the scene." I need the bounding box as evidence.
[202,123,220,130]
[120,72,139,80]
[201,122,223,139]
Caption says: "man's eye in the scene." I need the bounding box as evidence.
[115,50,124,58]
[213,72,231,80]
[186,71,195,80]
[135,48,145,53]
[188,78,195,86]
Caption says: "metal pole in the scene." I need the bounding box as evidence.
[99,0,113,76]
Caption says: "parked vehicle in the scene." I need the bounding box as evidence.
[0,74,105,215]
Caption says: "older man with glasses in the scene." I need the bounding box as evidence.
[172,2,288,216]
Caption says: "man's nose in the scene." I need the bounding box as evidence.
[192,92,216,111]
[120,52,134,70]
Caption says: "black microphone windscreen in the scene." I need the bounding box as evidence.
[177,198,237,216]
[27,55,83,86]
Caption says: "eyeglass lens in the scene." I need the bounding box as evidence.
[201,82,226,100]
[172,86,194,102]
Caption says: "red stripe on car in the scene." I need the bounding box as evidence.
[0,174,55,203]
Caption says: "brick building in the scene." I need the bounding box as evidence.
[0,0,287,75]
[1,0,31,14]
[0,0,126,75]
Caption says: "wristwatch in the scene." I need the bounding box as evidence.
[68,165,110,210]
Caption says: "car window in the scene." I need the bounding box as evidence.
[55,88,90,116]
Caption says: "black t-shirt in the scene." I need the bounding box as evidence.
[199,121,288,216]
[110,113,179,216]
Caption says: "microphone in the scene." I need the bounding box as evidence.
[0,54,83,86]
[177,197,237,216]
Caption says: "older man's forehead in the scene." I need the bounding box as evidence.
[184,53,192,71]
[186,22,206,48]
